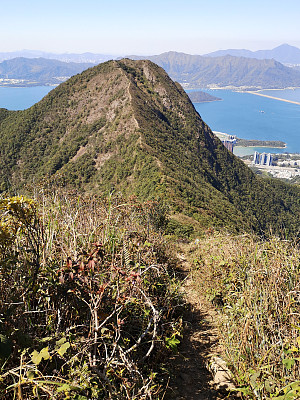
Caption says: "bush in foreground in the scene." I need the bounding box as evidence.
[0,191,182,399]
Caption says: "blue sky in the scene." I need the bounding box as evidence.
[1,0,300,55]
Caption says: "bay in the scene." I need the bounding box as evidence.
[192,89,300,154]
[0,86,53,110]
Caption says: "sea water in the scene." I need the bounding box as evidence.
[1,86,300,155]
[0,86,53,111]
[193,89,300,154]
[259,88,300,103]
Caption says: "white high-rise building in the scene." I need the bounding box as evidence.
[253,151,260,164]
[266,153,273,166]
[252,151,273,166]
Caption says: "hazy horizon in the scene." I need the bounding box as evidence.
[0,43,299,59]
[1,0,300,56]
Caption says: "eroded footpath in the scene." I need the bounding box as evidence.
[166,250,240,400]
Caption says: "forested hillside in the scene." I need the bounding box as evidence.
[2,58,300,400]
[0,59,299,235]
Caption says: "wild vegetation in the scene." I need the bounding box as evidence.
[0,189,183,399]
[2,59,300,399]
[2,187,300,399]
[188,233,300,399]
[0,59,300,236]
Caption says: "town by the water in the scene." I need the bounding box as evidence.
[214,131,300,181]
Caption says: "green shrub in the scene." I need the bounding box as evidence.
[0,191,182,399]
[165,218,194,238]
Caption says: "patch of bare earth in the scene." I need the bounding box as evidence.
[166,251,240,400]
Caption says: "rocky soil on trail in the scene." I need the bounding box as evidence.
[166,252,240,400]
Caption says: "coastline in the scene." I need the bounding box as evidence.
[213,131,286,149]
[235,145,286,149]
[195,89,300,155]
[0,83,57,88]
[193,99,222,103]
[248,91,300,105]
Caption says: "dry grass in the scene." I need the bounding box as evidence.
[0,190,182,399]
[188,232,300,399]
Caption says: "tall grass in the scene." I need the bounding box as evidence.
[190,233,300,399]
[0,190,182,399]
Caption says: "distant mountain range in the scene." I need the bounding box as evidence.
[128,52,300,89]
[204,44,300,65]
[1,44,300,65]
[2,44,300,88]
[0,50,114,64]
[0,57,95,86]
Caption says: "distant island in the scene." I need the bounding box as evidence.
[236,138,286,148]
[187,91,221,103]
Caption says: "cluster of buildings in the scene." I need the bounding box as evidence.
[222,136,236,152]
[213,132,236,153]
[252,151,273,166]
[0,78,28,85]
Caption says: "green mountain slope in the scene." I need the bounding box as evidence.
[128,51,300,89]
[0,57,95,85]
[0,59,299,234]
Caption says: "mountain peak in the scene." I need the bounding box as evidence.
[205,43,300,64]
[0,59,300,234]
[274,43,296,49]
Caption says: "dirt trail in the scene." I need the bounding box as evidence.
[166,252,239,400]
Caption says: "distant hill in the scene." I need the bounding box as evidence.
[204,44,300,65]
[0,57,95,86]
[128,51,300,89]
[0,50,114,64]
[1,59,300,234]
[187,91,221,102]
[3,50,300,89]
[2,44,300,66]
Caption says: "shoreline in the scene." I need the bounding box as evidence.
[190,85,300,106]
[213,131,287,150]
[248,91,300,105]
[0,84,57,88]
[235,145,286,149]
